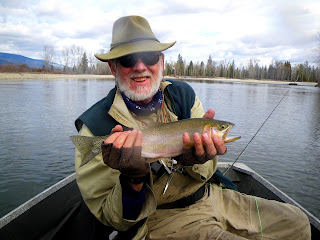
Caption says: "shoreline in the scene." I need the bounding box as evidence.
[0,73,115,81]
[0,72,318,86]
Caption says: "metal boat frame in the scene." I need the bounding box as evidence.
[1,163,319,239]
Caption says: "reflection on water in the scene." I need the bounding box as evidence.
[0,79,319,219]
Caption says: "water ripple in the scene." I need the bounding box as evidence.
[1,79,319,219]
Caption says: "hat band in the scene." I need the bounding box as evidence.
[110,37,160,50]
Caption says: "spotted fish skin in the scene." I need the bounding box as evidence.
[70,118,240,167]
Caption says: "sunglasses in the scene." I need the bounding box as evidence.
[118,52,161,68]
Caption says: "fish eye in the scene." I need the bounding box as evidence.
[220,124,228,130]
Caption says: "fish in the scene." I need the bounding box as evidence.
[70,118,241,167]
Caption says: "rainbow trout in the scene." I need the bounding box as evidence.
[70,118,240,167]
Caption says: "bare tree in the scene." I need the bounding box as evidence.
[315,32,320,66]
[70,44,78,71]
[87,52,96,72]
[42,45,55,70]
[61,47,70,71]
[76,46,85,68]
[317,32,320,85]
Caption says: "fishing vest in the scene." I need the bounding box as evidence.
[75,80,195,135]
[75,79,236,191]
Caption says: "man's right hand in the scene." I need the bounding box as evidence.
[101,126,149,191]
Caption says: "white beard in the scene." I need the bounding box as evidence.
[116,70,163,102]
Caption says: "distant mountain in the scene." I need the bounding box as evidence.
[0,52,61,69]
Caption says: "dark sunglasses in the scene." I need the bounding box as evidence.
[118,52,161,68]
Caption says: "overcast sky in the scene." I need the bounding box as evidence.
[1,0,320,67]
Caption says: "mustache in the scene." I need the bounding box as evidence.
[129,73,152,79]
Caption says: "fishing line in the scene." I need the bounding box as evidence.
[223,81,297,175]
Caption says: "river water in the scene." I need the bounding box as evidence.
[0,78,319,220]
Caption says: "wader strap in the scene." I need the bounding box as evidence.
[157,185,206,209]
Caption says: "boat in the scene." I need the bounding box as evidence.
[1,163,319,239]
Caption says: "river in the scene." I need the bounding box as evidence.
[0,78,319,220]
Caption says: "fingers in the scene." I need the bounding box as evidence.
[203,109,215,119]
[134,130,143,147]
[123,130,138,148]
[104,131,130,148]
[104,130,143,148]
[112,131,131,148]
[123,130,143,148]
[193,133,205,156]
[202,133,217,157]
[182,132,192,148]
[104,132,123,144]
[111,125,123,133]
[104,125,125,144]
[193,133,227,156]
[213,136,227,155]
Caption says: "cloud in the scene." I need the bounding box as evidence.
[0,0,319,67]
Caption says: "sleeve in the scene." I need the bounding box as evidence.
[120,177,147,220]
[75,125,157,231]
[184,94,218,182]
[190,94,205,118]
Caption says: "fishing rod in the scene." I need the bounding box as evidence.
[223,78,298,176]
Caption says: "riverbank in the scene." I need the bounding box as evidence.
[0,73,114,81]
[167,76,319,86]
[0,72,318,86]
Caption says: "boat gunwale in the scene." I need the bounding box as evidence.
[0,173,76,229]
[1,163,319,237]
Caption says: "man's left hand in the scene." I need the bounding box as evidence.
[175,109,227,166]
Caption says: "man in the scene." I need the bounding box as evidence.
[75,16,311,239]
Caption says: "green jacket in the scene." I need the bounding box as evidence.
[75,80,218,239]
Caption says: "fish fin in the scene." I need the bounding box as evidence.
[80,152,99,166]
[70,135,108,167]
[202,124,211,135]
[224,136,241,143]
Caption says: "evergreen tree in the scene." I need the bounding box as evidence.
[80,52,88,74]
[228,60,235,78]
[188,61,194,76]
[284,61,291,81]
[176,54,184,76]
[165,61,173,75]
[206,55,214,77]
[199,61,205,76]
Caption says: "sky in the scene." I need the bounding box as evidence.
[0,0,320,67]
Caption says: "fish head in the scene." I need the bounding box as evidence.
[203,120,240,143]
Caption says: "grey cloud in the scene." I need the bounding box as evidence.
[0,32,44,58]
[0,0,32,9]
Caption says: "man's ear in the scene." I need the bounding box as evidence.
[108,60,116,77]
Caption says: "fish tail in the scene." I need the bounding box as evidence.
[70,135,105,166]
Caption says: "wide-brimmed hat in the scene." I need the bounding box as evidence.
[95,16,176,62]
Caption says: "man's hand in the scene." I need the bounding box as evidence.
[176,109,227,166]
[101,125,149,191]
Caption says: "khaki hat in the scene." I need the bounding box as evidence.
[95,15,176,62]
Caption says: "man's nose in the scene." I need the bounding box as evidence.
[132,58,147,72]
